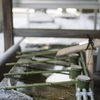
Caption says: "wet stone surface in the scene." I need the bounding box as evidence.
[16,83,75,100]
[29,85,75,100]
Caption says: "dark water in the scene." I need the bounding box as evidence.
[15,64,75,100]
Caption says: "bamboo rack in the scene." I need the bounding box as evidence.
[17,46,66,55]
[16,51,57,58]
[6,57,69,66]
[16,44,77,55]
[16,44,78,58]
[1,81,77,90]
[4,69,70,77]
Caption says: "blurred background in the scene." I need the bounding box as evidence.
[0,0,100,57]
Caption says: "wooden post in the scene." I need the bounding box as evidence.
[0,0,3,32]
[26,8,30,28]
[96,47,100,71]
[2,0,14,51]
[86,46,94,91]
[94,9,98,30]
